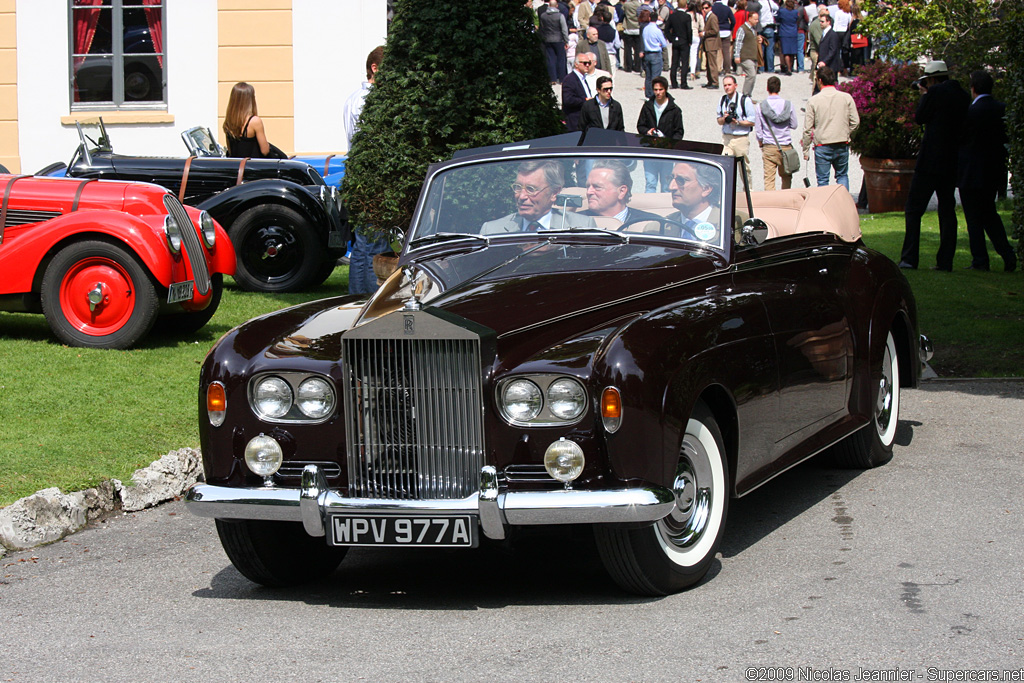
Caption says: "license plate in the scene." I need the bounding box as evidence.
[329,514,477,548]
[167,280,194,304]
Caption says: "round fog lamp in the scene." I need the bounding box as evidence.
[244,434,283,478]
[544,438,585,484]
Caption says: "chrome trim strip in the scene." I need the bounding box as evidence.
[300,464,328,537]
[185,473,675,538]
[163,194,211,295]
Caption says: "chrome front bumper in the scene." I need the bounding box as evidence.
[185,465,676,541]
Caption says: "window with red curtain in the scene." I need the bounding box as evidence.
[71,0,165,107]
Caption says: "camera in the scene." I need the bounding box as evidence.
[724,102,738,124]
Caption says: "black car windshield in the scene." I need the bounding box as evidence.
[411,154,729,252]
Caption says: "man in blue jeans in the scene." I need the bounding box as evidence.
[800,67,859,189]
[639,8,670,98]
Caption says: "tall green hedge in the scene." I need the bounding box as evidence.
[1005,3,1024,260]
[343,0,565,240]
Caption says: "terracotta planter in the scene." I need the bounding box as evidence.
[372,253,399,285]
[860,157,917,214]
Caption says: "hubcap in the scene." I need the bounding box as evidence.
[661,441,713,550]
[875,344,894,436]
[241,223,303,283]
[59,258,135,336]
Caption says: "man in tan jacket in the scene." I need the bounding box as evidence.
[801,67,859,189]
[701,2,722,88]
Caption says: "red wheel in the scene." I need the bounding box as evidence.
[41,240,158,349]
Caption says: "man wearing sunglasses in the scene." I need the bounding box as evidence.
[666,160,722,243]
[578,77,625,132]
[481,160,597,234]
[562,52,595,132]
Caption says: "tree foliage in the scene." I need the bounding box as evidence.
[1004,3,1024,258]
[343,0,565,239]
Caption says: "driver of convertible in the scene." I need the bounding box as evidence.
[667,161,722,243]
[481,160,595,234]
[580,161,661,225]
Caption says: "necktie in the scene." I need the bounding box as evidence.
[527,220,542,232]
[582,75,591,98]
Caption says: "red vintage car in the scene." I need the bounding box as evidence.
[0,173,235,349]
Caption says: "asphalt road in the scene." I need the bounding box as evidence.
[2,380,1022,682]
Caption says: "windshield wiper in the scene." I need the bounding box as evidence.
[538,226,629,243]
[409,232,490,248]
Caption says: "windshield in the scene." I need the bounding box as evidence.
[76,120,112,152]
[411,154,729,252]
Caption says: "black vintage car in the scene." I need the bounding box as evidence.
[52,120,348,293]
[185,133,931,596]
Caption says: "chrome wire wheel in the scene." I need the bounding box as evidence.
[655,414,727,568]
[874,331,900,449]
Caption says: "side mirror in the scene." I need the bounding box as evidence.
[741,217,769,246]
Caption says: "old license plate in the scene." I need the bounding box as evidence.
[167,280,194,304]
[329,514,477,548]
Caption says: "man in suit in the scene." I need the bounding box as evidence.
[665,3,693,89]
[958,70,1017,272]
[481,160,596,234]
[576,26,612,73]
[579,76,626,132]
[701,2,722,89]
[815,13,842,82]
[898,60,970,271]
[562,52,594,132]
[580,161,661,227]
[666,160,723,244]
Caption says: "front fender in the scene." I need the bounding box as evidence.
[197,179,335,238]
[3,211,176,294]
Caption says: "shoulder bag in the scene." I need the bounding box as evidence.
[760,101,801,175]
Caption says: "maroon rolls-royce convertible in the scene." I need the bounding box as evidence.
[185,133,931,595]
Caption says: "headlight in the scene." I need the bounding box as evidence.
[163,214,182,253]
[253,376,293,419]
[544,438,585,484]
[547,378,586,420]
[199,210,216,248]
[244,434,283,479]
[296,377,335,419]
[501,379,543,422]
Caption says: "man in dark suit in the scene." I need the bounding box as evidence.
[579,76,626,132]
[666,160,723,244]
[665,6,693,89]
[958,70,1017,272]
[898,60,970,271]
[562,53,595,132]
[481,160,596,234]
[816,13,842,81]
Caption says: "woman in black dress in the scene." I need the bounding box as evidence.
[223,82,271,158]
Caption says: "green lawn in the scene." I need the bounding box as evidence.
[1,210,1020,507]
[857,204,1022,378]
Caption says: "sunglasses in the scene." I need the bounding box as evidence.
[600,86,613,92]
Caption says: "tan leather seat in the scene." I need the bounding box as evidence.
[736,186,861,243]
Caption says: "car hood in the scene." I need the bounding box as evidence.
[358,240,723,339]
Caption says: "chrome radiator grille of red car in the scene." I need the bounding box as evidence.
[162,195,211,295]
[341,336,485,500]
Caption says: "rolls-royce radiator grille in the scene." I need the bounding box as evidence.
[342,336,485,500]
[162,195,211,295]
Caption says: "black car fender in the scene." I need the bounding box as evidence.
[196,178,341,246]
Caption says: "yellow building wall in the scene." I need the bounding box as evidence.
[218,0,294,153]
[0,0,19,172]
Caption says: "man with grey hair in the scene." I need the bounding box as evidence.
[666,160,722,243]
[580,161,661,224]
[577,26,613,73]
[481,160,596,234]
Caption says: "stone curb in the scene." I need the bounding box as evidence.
[0,447,202,558]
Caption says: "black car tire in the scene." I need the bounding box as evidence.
[153,274,223,336]
[41,239,159,349]
[230,204,321,293]
[313,259,337,287]
[595,400,729,596]
[215,519,348,588]
[829,330,899,469]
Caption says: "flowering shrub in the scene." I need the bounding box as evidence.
[838,61,924,159]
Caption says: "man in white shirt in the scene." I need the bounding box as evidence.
[716,74,756,186]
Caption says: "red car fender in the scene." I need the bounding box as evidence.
[1,210,178,294]
[182,204,237,276]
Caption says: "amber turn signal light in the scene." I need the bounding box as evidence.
[207,381,226,427]
[601,386,622,433]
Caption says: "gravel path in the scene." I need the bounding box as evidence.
[554,63,864,194]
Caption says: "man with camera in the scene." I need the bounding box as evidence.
[717,74,755,186]
[898,60,970,272]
